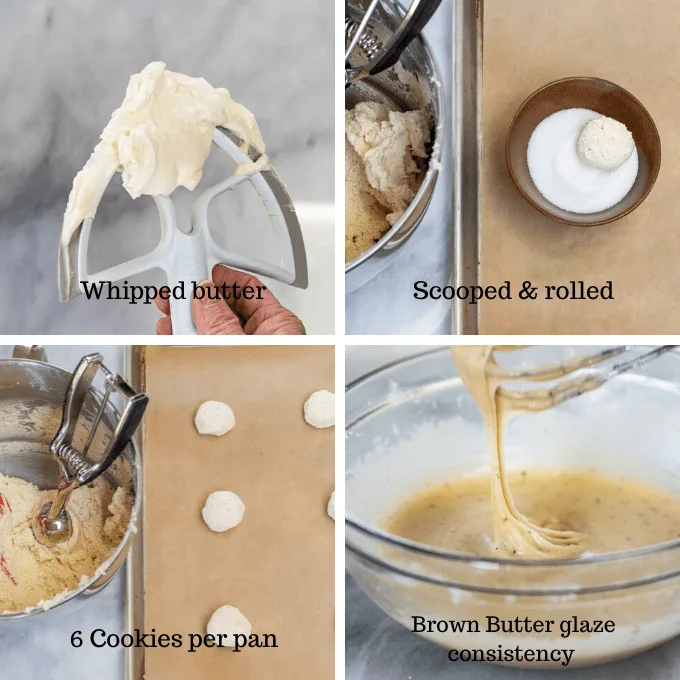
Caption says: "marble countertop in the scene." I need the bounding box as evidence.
[0,0,333,335]
[0,345,126,680]
[345,0,453,335]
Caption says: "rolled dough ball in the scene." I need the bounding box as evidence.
[303,390,335,429]
[202,491,245,532]
[207,605,252,646]
[195,400,235,436]
[327,491,335,521]
[577,116,634,171]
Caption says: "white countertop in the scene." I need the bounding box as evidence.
[345,0,454,335]
[0,346,126,680]
[346,575,680,680]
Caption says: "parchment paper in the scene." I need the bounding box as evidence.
[480,0,680,334]
[143,346,334,680]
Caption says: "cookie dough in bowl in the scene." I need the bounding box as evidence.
[0,355,140,619]
[345,346,680,669]
[345,102,432,262]
[0,474,131,613]
[344,0,443,293]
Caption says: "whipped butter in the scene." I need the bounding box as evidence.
[61,61,266,244]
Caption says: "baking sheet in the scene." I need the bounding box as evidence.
[479,0,680,334]
[125,345,145,680]
[142,346,334,680]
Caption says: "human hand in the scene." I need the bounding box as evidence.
[155,264,306,335]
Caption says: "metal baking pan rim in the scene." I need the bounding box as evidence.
[123,345,231,679]
[124,345,145,680]
[452,0,483,334]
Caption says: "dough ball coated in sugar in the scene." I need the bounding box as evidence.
[195,400,235,436]
[304,390,335,429]
[577,116,634,171]
[327,491,335,521]
[207,605,252,646]
[202,491,245,532]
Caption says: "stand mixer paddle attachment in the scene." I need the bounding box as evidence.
[58,128,308,335]
[32,354,148,548]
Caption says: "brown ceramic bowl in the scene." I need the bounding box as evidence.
[506,77,661,226]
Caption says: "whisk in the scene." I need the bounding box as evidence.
[455,345,678,559]
[345,0,443,87]
[491,345,678,413]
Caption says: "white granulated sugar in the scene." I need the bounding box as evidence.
[527,108,638,214]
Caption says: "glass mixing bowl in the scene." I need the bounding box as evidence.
[345,346,680,669]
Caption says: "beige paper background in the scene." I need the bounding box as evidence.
[143,346,334,680]
[480,0,680,334]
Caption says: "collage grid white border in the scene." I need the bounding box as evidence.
[3,2,677,677]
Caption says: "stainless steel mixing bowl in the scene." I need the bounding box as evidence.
[345,0,444,293]
[0,347,141,620]
[346,346,680,668]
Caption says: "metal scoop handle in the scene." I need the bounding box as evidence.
[368,0,443,74]
[51,354,148,486]
[35,354,147,548]
[346,0,443,86]
[82,374,147,485]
